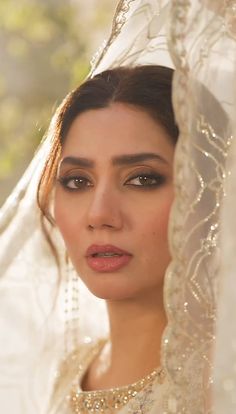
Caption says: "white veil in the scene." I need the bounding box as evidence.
[0,0,235,413]
[165,1,236,412]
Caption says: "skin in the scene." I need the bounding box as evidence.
[54,102,175,389]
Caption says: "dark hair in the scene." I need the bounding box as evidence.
[38,65,178,224]
[59,65,178,145]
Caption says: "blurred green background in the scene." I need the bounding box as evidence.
[0,0,117,205]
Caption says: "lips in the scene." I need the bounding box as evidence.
[85,244,132,272]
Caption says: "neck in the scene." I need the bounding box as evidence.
[83,289,166,390]
[106,291,166,376]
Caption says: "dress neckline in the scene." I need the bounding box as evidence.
[68,339,165,413]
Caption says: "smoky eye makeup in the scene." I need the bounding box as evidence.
[122,161,169,186]
[124,170,166,188]
[56,158,170,193]
[57,169,94,191]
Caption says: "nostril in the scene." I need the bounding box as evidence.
[87,207,122,230]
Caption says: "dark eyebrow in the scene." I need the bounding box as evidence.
[60,156,94,168]
[112,152,168,165]
[60,152,168,169]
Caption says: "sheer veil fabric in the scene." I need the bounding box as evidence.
[163,1,236,413]
[0,1,235,413]
[166,2,236,412]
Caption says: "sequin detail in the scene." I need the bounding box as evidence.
[69,368,164,413]
[67,340,164,413]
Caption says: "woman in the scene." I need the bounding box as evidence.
[37,65,178,413]
[0,1,234,413]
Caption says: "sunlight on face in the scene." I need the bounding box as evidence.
[54,102,175,301]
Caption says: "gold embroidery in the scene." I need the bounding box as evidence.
[67,341,164,413]
[69,368,164,413]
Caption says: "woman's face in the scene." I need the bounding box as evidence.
[55,102,174,301]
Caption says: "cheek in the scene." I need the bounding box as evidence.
[144,189,173,233]
[138,191,173,260]
[147,209,170,247]
[54,193,80,249]
[154,199,172,238]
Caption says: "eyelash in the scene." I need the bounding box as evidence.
[58,172,166,192]
[125,172,165,188]
[58,176,92,191]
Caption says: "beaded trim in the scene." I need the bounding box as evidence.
[69,360,164,413]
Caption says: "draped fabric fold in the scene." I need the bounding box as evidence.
[163,1,236,412]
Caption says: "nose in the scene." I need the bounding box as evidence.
[87,184,123,231]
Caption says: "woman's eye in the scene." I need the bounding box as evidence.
[125,173,165,187]
[58,176,92,190]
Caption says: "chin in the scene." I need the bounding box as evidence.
[79,271,137,301]
[86,283,135,302]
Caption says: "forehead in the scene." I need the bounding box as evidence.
[61,102,174,161]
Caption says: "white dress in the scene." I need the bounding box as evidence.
[49,339,169,414]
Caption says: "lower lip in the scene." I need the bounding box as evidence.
[86,254,132,272]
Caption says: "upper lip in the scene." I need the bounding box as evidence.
[86,244,132,257]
